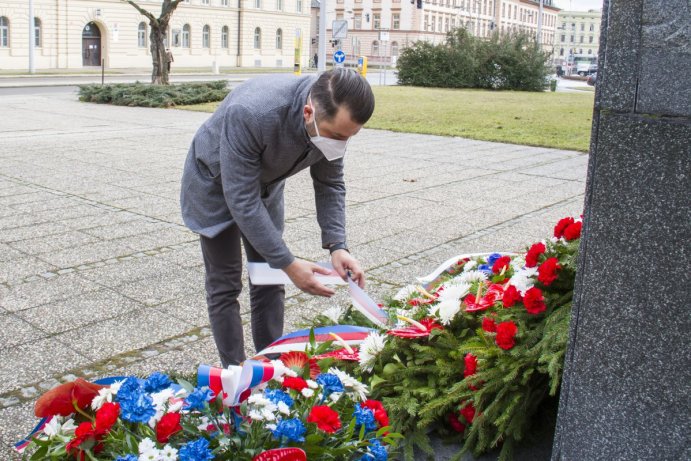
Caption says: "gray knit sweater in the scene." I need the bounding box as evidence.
[180,74,346,269]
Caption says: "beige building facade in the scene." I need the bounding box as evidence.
[314,0,560,65]
[553,8,601,64]
[0,0,312,70]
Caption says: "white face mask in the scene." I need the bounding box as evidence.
[309,97,349,161]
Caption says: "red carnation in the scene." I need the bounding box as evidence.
[282,376,308,392]
[525,242,546,267]
[502,285,522,307]
[156,412,182,443]
[464,353,478,378]
[66,421,103,461]
[554,217,575,239]
[495,321,518,350]
[481,317,496,333]
[523,287,547,314]
[492,256,512,274]
[563,221,582,241]
[94,402,119,435]
[537,258,561,286]
[362,399,390,428]
[460,403,476,424]
[448,411,466,433]
[307,405,342,433]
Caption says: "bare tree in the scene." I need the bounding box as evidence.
[123,0,183,85]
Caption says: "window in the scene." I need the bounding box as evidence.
[172,29,181,47]
[138,22,147,47]
[372,40,379,55]
[373,13,380,29]
[34,18,42,47]
[579,35,584,43]
[255,0,262,8]
[254,27,261,49]
[276,0,283,11]
[203,25,210,48]
[201,0,209,4]
[222,26,229,48]
[560,34,565,42]
[559,48,564,56]
[570,35,574,43]
[502,4,505,17]
[276,28,282,49]
[587,49,592,54]
[182,24,190,47]
[438,16,442,32]
[424,15,429,31]
[579,48,583,54]
[354,14,362,29]
[589,35,594,43]
[296,0,302,12]
[1,17,8,47]
[580,23,584,31]
[222,0,229,5]
[393,13,400,30]
[445,17,449,32]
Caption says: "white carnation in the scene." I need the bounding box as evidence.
[138,438,157,455]
[323,305,345,323]
[358,331,387,373]
[436,298,462,325]
[457,270,488,284]
[91,380,123,411]
[393,285,418,301]
[328,367,369,402]
[306,379,318,389]
[437,282,471,303]
[301,388,315,398]
[277,401,291,415]
[463,260,477,271]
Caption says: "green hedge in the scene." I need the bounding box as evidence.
[78,81,229,108]
[397,29,551,91]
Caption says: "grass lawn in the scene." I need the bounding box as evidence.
[178,86,594,152]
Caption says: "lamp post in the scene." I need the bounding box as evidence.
[537,0,544,49]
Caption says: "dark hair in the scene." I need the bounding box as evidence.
[310,68,375,125]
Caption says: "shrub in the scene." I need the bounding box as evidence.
[78,81,229,108]
[397,28,551,91]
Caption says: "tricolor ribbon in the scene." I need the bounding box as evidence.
[198,360,275,407]
[253,325,374,357]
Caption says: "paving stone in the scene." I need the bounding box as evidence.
[0,273,102,312]
[15,289,143,334]
[0,257,57,284]
[0,314,47,348]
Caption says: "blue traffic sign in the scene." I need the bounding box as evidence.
[333,50,346,64]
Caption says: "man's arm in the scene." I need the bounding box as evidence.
[220,104,294,269]
[310,157,347,249]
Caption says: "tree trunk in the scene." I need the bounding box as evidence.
[150,23,168,85]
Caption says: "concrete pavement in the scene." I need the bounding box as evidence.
[0,86,587,457]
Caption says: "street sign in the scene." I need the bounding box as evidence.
[333,50,346,65]
[332,20,348,39]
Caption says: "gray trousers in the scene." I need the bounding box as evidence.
[200,224,285,367]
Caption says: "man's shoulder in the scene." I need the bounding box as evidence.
[227,74,316,116]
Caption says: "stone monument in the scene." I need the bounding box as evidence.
[552,1,690,460]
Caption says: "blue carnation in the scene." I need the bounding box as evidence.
[477,264,493,276]
[119,391,156,423]
[179,438,214,461]
[354,405,377,432]
[116,377,145,401]
[264,389,294,408]
[271,418,306,443]
[359,439,388,461]
[316,373,344,396]
[185,386,215,411]
[144,372,172,393]
[115,456,138,461]
[486,253,502,266]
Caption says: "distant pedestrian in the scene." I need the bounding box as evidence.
[165,48,174,72]
[314,53,319,69]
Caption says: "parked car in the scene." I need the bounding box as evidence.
[587,72,597,86]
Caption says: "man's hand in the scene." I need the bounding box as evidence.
[283,260,336,297]
[331,249,365,288]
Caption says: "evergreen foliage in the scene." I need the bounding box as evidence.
[78,81,229,108]
[396,28,551,91]
[310,216,583,459]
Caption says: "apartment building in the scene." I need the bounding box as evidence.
[553,8,601,63]
[317,0,560,65]
[0,0,312,70]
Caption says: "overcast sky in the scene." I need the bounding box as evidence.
[554,0,604,11]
